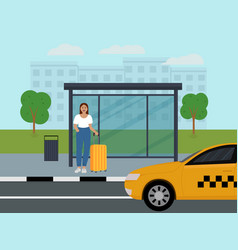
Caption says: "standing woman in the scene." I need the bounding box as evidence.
[73,103,98,174]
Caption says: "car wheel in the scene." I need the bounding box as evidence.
[143,181,175,211]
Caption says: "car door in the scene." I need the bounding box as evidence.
[182,145,237,199]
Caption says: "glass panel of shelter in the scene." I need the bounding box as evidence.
[72,92,175,157]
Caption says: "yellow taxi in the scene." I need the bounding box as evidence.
[124,143,237,211]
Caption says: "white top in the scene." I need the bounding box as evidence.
[73,114,93,128]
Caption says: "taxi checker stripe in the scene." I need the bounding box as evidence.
[198,175,237,188]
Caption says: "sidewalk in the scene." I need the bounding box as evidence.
[0,154,189,178]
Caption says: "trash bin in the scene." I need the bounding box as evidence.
[44,135,59,161]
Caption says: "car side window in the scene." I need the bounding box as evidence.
[186,145,237,165]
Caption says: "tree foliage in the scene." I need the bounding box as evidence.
[20,90,51,133]
[180,93,208,134]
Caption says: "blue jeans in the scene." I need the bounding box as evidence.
[76,127,91,167]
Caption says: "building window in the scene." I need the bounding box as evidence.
[125,78,132,83]
[150,66,157,73]
[150,77,157,83]
[57,104,64,110]
[125,66,132,73]
[45,81,52,87]
[79,75,86,81]
[186,74,193,81]
[33,69,40,76]
[57,69,64,76]
[57,92,64,99]
[138,78,145,83]
[57,115,64,122]
[45,69,52,76]
[198,74,205,81]
[115,74,123,82]
[186,85,193,91]
[69,69,76,76]
[103,75,110,81]
[174,74,181,81]
[57,81,63,88]
[91,74,98,82]
[198,85,206,91]
[162,77,169,83]
[162,66,169,73]
[33,81,40,87]
[138,66,144,73]
[48,115,52,122]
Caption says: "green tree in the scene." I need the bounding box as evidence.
[20,90,51,133]
[180,93,208,134]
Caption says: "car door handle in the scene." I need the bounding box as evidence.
[223,170,233,172]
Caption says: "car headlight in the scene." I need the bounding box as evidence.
[126,173,140,181]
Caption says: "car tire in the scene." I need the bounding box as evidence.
[143,181,175,211]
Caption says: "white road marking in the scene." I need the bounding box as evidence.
[106,177,126,182]
[53,177,80,182]
[0,196,132,199]
[0,177,26,182]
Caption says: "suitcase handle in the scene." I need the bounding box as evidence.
[93,133,99,144]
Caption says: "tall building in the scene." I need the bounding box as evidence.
[76,66,124,94]
[30,59,207,129]
[30,62,79,129]
[123,57,171,94]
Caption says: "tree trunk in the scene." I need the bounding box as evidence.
[192,116,195,134]
[29,106,38,134]
[33,117,35,134]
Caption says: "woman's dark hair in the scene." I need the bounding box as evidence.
[79,103,89,114]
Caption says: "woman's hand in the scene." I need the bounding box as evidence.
[74,124,79,133]
[95,131,99,136]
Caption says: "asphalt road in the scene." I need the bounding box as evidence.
[0,182,236,213]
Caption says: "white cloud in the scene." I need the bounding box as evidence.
[48,44,84,55]
[99,45,145,54]
[163,54,204,65]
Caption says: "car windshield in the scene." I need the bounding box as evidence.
[180,151,200,162]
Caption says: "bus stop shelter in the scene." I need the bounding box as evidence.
[64,83,182,167]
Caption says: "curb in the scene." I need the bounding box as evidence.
[0,177,126,183]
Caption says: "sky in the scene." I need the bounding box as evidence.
[0,0,238,129]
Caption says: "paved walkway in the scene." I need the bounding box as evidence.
[0,154,189,177]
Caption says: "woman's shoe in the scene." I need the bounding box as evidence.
[75,167,81,173]
[82,168,87,174]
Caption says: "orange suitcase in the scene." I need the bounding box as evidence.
[90,133,107,172]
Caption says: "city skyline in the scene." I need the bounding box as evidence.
[30,57,207,130]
